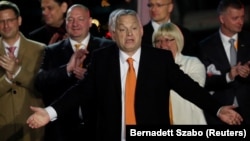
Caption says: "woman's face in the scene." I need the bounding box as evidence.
[154,35,177,56]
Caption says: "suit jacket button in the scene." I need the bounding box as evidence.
[12,90,16,94]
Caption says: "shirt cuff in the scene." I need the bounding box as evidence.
[226,72,234,82]
[45,106,58,121]
[216,107,222,117]
[13,66,21,78]
[4,66,22,83]
[4,75,13,84]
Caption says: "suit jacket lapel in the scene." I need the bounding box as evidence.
[18,33,28,61]
[213,33,231,70]
[237,31,250,63]
[0,39,5,56]
[0,40,5,75]
[110,45,121,95]
[62,38,74,60]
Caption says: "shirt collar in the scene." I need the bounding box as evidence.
[69,33,90,49]
[3,37,20,48]
[219,29,238,44]
[119,47,141,64]
[151,20,171,32]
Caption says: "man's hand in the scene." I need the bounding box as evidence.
[75,49,88,67]
[0,54,19,74]
[237,62,250,78]
[73,67,87,80]
[217,105,243,125]
[67,49,88,74]
[26,106,50,128]
[229,64,239,80]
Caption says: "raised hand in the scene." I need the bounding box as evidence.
[0,54,19,79]
[237,62,250,78]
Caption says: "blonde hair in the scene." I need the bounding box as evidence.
[152,23,184,53]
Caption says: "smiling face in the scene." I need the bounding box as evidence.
[0,9,21,42]
[41,0,67,27]
[65,6,92,42]
[219,6,244,37]
[113,14,143,56]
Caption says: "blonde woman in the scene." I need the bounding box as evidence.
[153,22,207,124]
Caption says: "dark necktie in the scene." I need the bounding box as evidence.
[125,57,136,125]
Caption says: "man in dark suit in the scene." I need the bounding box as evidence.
[199,0,250,124]
[27,9,243,141]
[142,0,199,56]
[28,0,69,45]
[34,4,114,141]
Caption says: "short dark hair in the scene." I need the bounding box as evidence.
[0,1,20,17]
[217,0,244,14]
[39,0,69,6]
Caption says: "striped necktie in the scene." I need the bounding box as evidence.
[7,46,16,56]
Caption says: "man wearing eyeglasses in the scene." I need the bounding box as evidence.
[142,0,199,57]
[0,1,45,141]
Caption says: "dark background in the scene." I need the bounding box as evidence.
[9,0,250,42]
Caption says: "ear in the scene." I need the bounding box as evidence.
[140,26,144,37]
[61,2,68,13]
[89,17,93,28]
[18,16,22,26]
[219,15,224,24]
[168,3,174,13]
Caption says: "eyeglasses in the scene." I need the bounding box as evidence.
[147,2,172,8]
[0,17,18,25]
[154,38,175,44]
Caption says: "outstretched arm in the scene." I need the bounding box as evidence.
[26,106,50,128]
[218,105,243,125]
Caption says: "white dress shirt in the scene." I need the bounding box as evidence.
[46,47,142,141]
[2,38,22,83]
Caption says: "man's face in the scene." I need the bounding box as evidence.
[0,9,21,40]
[113,15,143,56]
[66,7,92,42]
[148,0,173,24]
[220,7,245,36]
[41,0,67,27]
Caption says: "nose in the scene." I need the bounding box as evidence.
[127,30,132,36]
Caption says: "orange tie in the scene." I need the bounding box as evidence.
[74,44,83,67]
[74,43,82,51]
[169,96,173,125]
[125,58,136,125]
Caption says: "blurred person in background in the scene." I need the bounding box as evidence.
[29,0,68,45]
[142,0,199,57]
